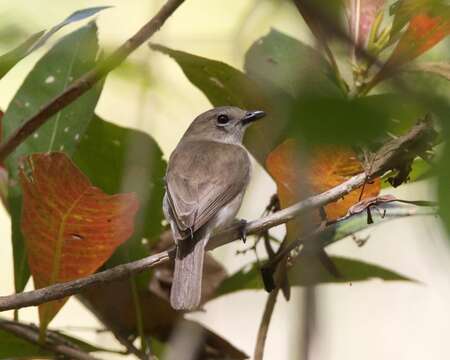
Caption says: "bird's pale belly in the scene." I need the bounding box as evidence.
[210,191,245,233]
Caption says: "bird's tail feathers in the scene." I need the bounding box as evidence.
[170,232,208,311]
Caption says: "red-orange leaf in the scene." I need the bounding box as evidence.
[19,152,139,332]
[266,139,380,238]
[388,12,450,67]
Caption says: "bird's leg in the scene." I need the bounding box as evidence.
[237,219,247,243]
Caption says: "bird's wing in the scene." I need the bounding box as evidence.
[165,140,250,240]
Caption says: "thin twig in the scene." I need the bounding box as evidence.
[0,319,100,360]
[0,0,185,163]
[254,286,280,360]
[0,119,436,312]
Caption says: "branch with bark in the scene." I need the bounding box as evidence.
[0,118,436,313]
[0,0,186,163]
[0,319,103,360]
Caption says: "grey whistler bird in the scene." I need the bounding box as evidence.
[163,106,266,310]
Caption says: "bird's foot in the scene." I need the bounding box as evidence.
[238,219,247,244]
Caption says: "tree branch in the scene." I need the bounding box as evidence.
[0,0,185,163]
[0,319,100,360]
[0,118,436,312]
[253,286,280,360]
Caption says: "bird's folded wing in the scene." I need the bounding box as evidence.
[166,140,249,240]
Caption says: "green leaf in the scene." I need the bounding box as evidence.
[0,328,50,359]
[0,323,120,359]
[245,29,391,145]
[291,94,392,145]
[2,23,102,292]
[150,43,293,164]
[0,31,45,80]
[0,6,110,80]
[73,115,167,287]
[215,262,264,296]
[289,255,415,285]
[216,256,413,297]
[244,29,342,98]
[28,6,112,54]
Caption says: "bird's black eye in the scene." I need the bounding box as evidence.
[217,114,229,125]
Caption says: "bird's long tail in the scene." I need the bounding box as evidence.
[170,231,209,310]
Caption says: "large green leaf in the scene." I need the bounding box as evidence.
[244,29,341,98]
[245,29,399,145]
[216,256,414,297]
[2,23,103,292]
[149,43,292,165]
[73,115,167,285]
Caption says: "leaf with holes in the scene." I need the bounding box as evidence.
[266,139,380,238]
[2,23,102,293]
[19,152,138,332]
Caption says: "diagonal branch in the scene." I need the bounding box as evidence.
[0,319,101,360]
[0,0,185,163]
[0,118,437,312]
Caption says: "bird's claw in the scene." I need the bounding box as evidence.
[238,219,247,244]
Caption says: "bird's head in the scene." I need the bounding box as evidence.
[183,106,266,144]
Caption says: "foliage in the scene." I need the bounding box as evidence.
[0,1,448,358]
[20,152,138,333]
[2,22,103,293]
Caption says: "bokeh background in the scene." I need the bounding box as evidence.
[0,1,449,359]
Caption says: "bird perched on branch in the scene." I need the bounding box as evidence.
[163,106,266,310]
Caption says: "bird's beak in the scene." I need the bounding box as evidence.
[241,110,266,126]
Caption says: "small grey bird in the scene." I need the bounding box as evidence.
[163,106,266,310]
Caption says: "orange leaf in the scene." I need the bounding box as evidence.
[386,9,450,71]
[19,152,139,332]
[266,139,380,238]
